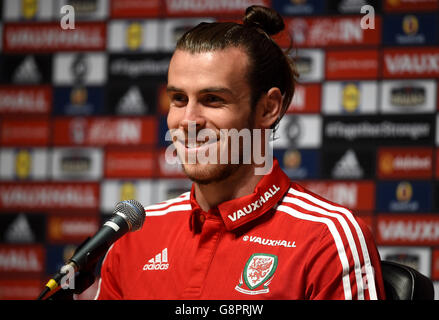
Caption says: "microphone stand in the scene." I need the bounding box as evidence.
[37,237,99,300]
[43,268,97,300]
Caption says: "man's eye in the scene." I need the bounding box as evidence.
[203,95,225,105]
[170,94,187,106]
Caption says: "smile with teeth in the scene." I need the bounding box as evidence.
[181,138,218,150]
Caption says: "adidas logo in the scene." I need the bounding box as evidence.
[116,86,147,115]
[143,248,169,271]
[332,149,364,178]
[13,56,42,84]
[5,214,35,243]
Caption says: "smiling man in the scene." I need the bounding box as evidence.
[96,6,386,300]
[167,48,254,184]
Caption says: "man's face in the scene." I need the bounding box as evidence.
[166,47,254,184]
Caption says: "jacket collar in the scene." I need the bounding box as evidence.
[189,158,290,232]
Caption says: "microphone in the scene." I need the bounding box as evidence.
[37,199,145,300]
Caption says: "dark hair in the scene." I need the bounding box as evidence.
[175,5,298,130]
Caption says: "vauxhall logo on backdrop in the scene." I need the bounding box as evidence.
[390,85,426,107]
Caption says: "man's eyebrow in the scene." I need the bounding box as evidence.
[199,87,234,96]
[166,86,183,93]
[166,86,234,96]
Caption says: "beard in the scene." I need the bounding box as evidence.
[181,162,241,185]
[178,114,256,185]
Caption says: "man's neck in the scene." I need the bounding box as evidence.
[193,164,262,212]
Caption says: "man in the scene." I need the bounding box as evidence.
[96,6,385,300]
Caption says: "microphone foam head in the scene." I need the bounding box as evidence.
[114,200,145,231]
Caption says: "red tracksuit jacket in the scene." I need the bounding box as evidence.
[96,160,386,300]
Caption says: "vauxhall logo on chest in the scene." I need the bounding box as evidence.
[228,184,280,222]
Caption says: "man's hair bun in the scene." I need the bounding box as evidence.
[243,5,285,36]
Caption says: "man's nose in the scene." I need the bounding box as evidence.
[179,101,206,131]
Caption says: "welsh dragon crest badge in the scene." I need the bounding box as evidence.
[235,253,278,295]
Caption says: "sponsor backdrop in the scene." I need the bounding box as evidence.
[0,0,439,299]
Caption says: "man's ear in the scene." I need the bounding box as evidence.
[254,87,283,129]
